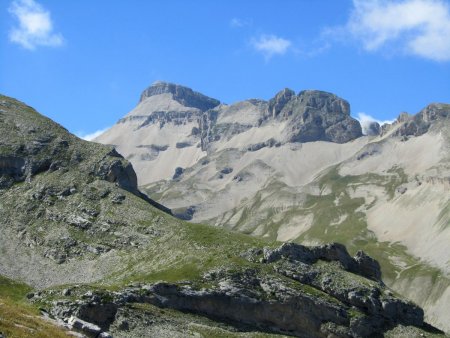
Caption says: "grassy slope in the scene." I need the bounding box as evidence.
[0,276,70,338]
[293,167,450,299]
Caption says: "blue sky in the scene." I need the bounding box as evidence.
[1,0,450,138]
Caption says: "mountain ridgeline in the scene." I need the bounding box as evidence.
[114,83,362,148]
[95,82,450,334]
[97,81,448,186]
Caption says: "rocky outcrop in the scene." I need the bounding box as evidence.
[95,156,138,194]
[353,250,382,281]
[0,94,172,269]
[394,103,450,137]
[145,281,347,338]
[96,83,450,189]
[279,90,363,143]
[139,81,220,111]
[68,316,112,338]
[0,156,26,188]
[172,166,184,180]
[262,242,381,281]
[40,243,431,338]
[199,108,220,150]
[268,88,295,118]
[0,100,172,212]
[246,138,281,152]
[0,98,147,199]
[173,205,196,220]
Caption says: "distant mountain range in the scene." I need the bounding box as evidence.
[95,82,450,332]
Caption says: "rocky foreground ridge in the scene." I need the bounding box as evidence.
[0,95,446,337]
[35,243,432,338]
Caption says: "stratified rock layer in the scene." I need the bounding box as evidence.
[40,243,428,338]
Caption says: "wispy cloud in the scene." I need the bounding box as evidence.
[230,17,252,28]
[341,0,450,61]
[76,127,110,141]
[357,112,395,135]
[251,34,292,59]
[8,0,64,50]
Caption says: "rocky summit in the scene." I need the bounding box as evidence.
[0,94,446,337]
[139,81,220,111]
[95,83,450,333]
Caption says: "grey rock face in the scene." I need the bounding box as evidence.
[297,90,350,116]
[47,291,118,331]
[353,250,382,281]
[279,90,362,143]
[172,166,184,180]
[95,158,138,195]
[263,242,382,281]
[68,316,103,337]
[146,281,347,338]
[268,88,296,118]
[199,89,363,151]
[122,110,200,130]
[419,103,450,123]
[199,109,219,150]
[394,103,450,137]
[139,81,220,111]
[198,100,269,151]
[173,205,196,220]
[247,138,281,152]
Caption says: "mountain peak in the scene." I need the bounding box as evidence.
[268,88,296,117]
[420,103,450,122]
[297,90,351,116]
[139,81,220,111]
[393,103,450,137]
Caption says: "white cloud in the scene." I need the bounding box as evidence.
[251,34,292,59]
[76,127,110,141]
[8,0,64,50]
[357,112,395,135]
[345,0,450,61]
